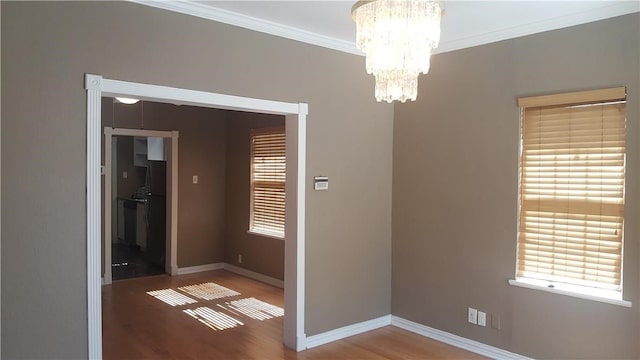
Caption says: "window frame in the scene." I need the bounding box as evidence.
[511,87,631,307]
[248,126,286,239]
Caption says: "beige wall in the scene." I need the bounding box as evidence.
[392,14,640,359]
[224,112,286,280]
[106,99,288,277]
[103,100,228,267]
[1,2,393,358]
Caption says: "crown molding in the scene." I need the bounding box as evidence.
[130,1,638,57]
[434,1,640,55]
[129,0,362,55]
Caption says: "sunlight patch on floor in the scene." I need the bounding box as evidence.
[147,289,198,306]
[178,282,241,300]
[184,307,244,331]
[223,297,284,320]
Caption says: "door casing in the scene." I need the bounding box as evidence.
[85,74,308,358]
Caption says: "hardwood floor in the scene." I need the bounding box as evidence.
[103,270,485,359]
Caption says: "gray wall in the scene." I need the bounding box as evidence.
[1,1,393,358]
[104,100,228,267]
[392,14,640,359]
[224,112,286,280]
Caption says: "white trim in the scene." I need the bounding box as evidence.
[129,1,639,57]
[85,74,103,360]
[102,130,113,285]
[100,78,299,115]
[306,315,392,349]
[435,2,640,55]
[168,262,285,288]
[509,279,632,308]
[86,74,307,357]
[169,131,179,276]
[177,263,224,275]
[129,0,361,56]
[391,316,532,360]
[108,127,175,138]
[223,263,284,289]
[295,104,307,350]
[247,230,284,241]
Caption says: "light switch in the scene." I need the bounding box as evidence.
[478,311,486,327]
[192,175,198,184]
[122,171,128,179]
[468,308,478,324]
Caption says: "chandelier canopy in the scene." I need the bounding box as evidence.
[352,0,444,103]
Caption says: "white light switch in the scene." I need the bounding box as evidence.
[192,175,198,184]
[478,311,486,327]
[122,171,128,179]
[468,308,478,324]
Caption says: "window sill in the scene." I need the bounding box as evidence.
[509,278,632,308]
[247,230,284,240]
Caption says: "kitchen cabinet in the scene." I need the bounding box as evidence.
[134,136,165,167]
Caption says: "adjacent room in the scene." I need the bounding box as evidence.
[2,1,639,359]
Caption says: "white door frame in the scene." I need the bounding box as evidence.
[103,128,179,285]
[85,74,308,358]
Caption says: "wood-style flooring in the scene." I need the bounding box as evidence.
[102,270,485,359]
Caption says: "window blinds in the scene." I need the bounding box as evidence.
[250,127,286,238]
[517,87,626,291]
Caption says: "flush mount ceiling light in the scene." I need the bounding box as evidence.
[115,97,140,104]
[352,0,444,103]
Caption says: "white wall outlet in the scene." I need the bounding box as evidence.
[122,171,128,179]
[478,311,487,326]
[468,308,478,324]
[192,175,198,184]
[238,254,242,264]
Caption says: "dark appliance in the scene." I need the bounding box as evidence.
[145,160,166,269]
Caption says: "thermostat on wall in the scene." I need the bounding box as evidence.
[314,176,329,191]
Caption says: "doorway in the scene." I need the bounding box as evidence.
[103,126,178,284]
[86,74,308,357]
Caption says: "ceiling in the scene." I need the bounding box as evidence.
[135,1,639,55]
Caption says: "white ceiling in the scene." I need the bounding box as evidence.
[135,1,640,55]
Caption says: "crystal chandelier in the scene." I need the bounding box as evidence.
[352,0,444,103]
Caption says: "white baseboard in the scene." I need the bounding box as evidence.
[173,262,284,289]
[306,315,391,349]
[223,263,284,288]
[391,316,531,360]
[176,263,224,275]
[117,261,530,358]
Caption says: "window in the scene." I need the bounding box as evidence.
[249,127,286,238]
[515,87,627,301]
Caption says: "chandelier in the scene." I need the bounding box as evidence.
[352,0,444,103]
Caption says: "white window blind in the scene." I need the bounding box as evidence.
[517,87,626,292]
[250,127,286,238]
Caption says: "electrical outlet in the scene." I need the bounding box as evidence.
[192,175,198,184]
[477,311,486,326]
[468,308,478,324]
[238,254,242,264]
[122,171,128,179]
